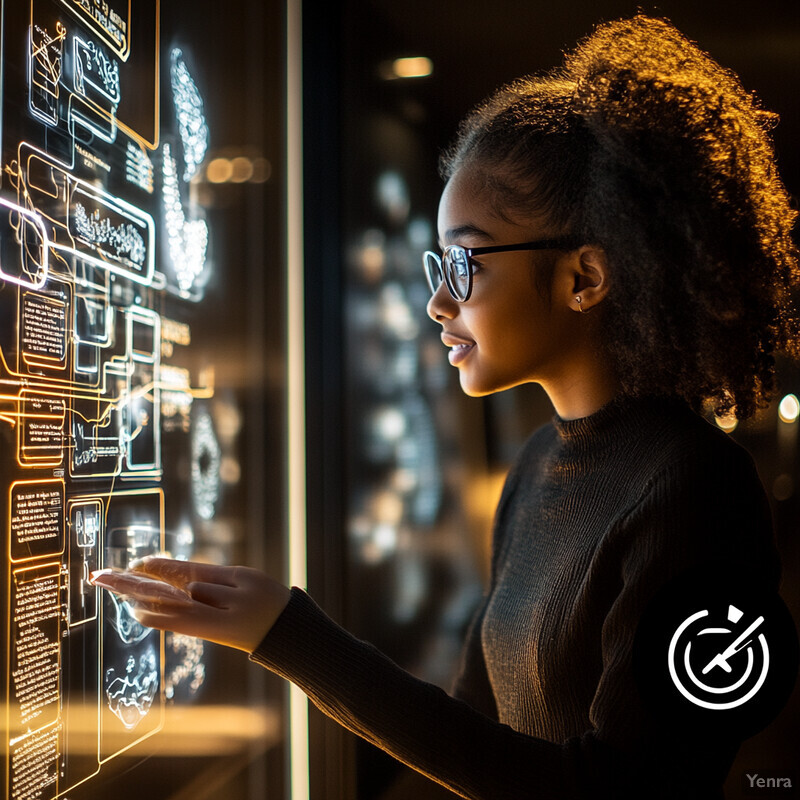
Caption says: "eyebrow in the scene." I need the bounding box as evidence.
[439,224,496,247]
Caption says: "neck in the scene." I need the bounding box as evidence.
[541,351,621,421]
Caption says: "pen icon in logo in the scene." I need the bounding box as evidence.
[668,604,770,710]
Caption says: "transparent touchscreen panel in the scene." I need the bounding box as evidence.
[1,1,285,798]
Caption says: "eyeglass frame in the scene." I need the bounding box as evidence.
[423,237,583,303]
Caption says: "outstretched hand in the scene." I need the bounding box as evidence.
[90,558,291,653]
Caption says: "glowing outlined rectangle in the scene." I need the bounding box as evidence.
[123,307,160,473]
[98,488,165,765]
[64,180,154,284]
[69,395,124,479]
[27,15,66,127]
[53,0,161,149]
[20,291,68,370]
[73,34,121,104]
[66,498,101,627]
[17,392,66,467]
[8,479,65,563]
[8,562,63,729]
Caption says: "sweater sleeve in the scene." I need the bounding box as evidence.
[249,441,779,799]
[250,587,580,800]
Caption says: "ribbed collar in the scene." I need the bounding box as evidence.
[553,394,689,451]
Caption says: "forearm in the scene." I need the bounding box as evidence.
[251,588,583,800]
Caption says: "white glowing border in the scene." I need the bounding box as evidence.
[57,182,155,285]
[27,21,65,128]
[124,307,161,472]
[286,1,309,797]
[17,142,156,286]
[0,196,51,289]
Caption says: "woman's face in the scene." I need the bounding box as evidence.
[427,165,583,397]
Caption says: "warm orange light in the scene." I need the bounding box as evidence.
[251,156,272,183]
[206,157,232,183]
[714,412,738,433]
[230,156,254,183]
[778,394,799,424]
[383,56,433,80]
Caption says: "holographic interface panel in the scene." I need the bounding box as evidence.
[1,1,218,797]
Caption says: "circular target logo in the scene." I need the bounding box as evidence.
[633,561,798,738]
[668,604,769,710]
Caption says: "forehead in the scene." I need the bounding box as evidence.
[437,166,543,246]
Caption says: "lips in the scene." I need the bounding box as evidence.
[441,332,475,366]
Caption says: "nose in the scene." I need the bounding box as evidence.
[426,281,458,322]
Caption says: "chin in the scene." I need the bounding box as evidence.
[458,373,520,398]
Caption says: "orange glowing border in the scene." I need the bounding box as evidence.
[5,561,66,799]
[8,478,66,564]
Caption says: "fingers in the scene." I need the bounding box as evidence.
[90,569,239,611]
[131,557,239,590]
[90,569,193,606]
[91,559,288,653]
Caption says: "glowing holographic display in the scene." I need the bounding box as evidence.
[170,48,209,181]
[3,3,218,796]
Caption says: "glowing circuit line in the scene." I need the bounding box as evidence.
[0,197,50,289]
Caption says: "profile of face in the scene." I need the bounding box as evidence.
[427,165,607,397]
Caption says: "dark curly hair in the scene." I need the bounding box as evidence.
[440,15,800,419]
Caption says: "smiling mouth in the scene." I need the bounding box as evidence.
[448,343,474,366]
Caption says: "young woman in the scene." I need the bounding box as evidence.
[93,15,799,799]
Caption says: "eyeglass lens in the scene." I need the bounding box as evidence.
[448,248,470,299]
[423,247,471,301]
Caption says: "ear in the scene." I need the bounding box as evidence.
[569,245,610,314]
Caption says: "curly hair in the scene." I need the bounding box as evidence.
[440,15,800,419]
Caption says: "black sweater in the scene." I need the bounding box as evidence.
[251,395,780,799]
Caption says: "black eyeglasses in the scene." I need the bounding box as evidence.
[423,238,582,302]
